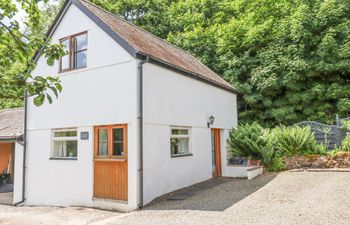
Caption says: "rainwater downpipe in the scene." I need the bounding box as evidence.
[138,55,149,208]
[14,91,28,206]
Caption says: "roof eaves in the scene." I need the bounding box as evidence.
[0,135,21,142]
[137,52,240,95]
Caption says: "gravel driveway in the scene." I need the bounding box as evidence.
[1,172,350,225]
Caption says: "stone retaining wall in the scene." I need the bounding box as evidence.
[285,152,350,170]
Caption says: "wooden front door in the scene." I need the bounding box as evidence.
[211,129,222,177]
[94,124,128,201]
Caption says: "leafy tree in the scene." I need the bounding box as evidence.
[0,0,65,108]
[217,0,350,126]
[90,0,174,39]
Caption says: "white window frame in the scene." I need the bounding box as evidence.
[170,126,192,157]
[51,128,78,160]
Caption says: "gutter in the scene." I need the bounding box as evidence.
[137,55,149,208]
[135,53,240,95]
[13,92,28,206]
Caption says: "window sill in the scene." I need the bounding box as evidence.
[49,157,77,161]
[171,153,193,158]
[94,158,127,162]
[59,66,87,74]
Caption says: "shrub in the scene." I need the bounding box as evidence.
[266,156,285,172]
[314,143,329,155]
[272,126,318,156]
[341,120,350,131]
[260,132,278,165]
[227,123,269,160]
[260,143,275,165]
[340,134,350,151]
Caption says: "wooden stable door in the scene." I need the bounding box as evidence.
[94,125,128,201]
[211,129,222,177]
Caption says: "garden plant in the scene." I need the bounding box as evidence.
[227,123,349,172]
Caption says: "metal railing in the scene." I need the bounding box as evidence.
[295,116,348,150]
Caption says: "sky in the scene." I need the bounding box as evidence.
[3,0,58,29]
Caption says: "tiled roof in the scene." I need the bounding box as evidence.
[77,0,237,93]
[0,107,24,140]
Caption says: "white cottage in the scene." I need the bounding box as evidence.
[21,0,239,211]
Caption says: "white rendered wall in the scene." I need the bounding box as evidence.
[26,4,139,211]
[13,143,24,204]
[142,63,237,204]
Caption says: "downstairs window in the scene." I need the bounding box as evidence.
[51,129,78,159]
[170,127,191,156]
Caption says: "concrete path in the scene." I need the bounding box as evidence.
[0,192,12,205]
[1,172,350,225]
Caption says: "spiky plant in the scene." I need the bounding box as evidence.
[227,123,270,160]
[272,126,318,156]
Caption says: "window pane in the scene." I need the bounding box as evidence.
[113,142,123,156]
[113,128,123,142]
[75,51,87,69]
[61,55,70,70]
[54,130,77,137]
[171,138,189,155]
[62,39,70,50]
[171,129,188,135]
[211,130,216,172]
[53,140,77,158]
[112,128,124,156]
[60,39,70,70]
[75,34,87,51]
[98,129,108,156]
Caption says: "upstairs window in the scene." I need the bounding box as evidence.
[60,32,87,72]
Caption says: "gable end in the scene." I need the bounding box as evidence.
[33,0,239,95]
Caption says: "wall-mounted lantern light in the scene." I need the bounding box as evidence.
[207,115,215,128]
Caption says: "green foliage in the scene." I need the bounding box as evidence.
[314,143,329,155]
[272,126,319,156]
[0,0,65,108]
[341,120,350,131]
[260,142,275,166]
[227,123,330,171]
[90,0,174,39]
[340,134,350,151]
[227,123,268,160]
[267,156,285,172]
[217,0,350,126]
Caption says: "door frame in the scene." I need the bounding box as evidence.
[93,124,128,201]
[212,128,222,177]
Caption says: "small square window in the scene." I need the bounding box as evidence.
[52,129,78,159]
[170,127,190,156]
